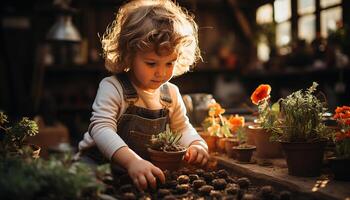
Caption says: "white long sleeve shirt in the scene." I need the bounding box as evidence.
[78,75,204,160]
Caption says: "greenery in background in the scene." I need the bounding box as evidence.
[266,82,333,142]
[236,127,246,144]
[0,112,38,156]
[0,112,109,200]
[328,24,350,56]
[254,23,276,50]
[149,124,186,152]
[0,154,106,200]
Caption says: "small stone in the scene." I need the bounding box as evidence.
[189,174,199,182]
[163,195,177,200]
[118,184,134,193]
[225,184,239,195]
[210,190,223,198]
[192,179,206,190]
[165,180,177,188]
[216,169,229,179]
[157,189,171,198]
[279,190,292,200]
[260,185,275,200]
[237,177,251,190]
[226,176,237,183]
[177,175,190,184]
[121,192,136,200]
[242,193,257,200]
[195,169,205,177]
[198,185,214,196]
[176,184,190,194]
[222,195,235,200]
[203,172,215,182]
[212,178,227,190]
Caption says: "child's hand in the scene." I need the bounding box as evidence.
[184,141,209,166]
[127,159,165,191]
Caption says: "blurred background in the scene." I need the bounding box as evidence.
[0,0,349,149]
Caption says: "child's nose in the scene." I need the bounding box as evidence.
[155,66,166,76]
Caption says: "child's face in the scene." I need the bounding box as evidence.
[129,50,177,91]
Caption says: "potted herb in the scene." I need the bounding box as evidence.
[328,106,350,181]
[232,127,256,163]
[147,125,187,171]
[249,84,283,159]
[0,112,40,158]
[266,82,333,177]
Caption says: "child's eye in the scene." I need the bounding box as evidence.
[145,62,156,67]
[166,62,175,67]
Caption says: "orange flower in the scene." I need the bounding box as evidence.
[208,123,220,136]
[208,103,225,117]
[228,115,245,132]
[251,84,271,105]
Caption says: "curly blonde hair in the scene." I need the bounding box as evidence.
[101,0,201,76]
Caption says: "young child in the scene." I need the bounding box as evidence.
[78,0,209,191]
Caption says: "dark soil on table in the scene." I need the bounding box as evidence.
[103,167,303,200]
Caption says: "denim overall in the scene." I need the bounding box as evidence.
[83,73,172,167]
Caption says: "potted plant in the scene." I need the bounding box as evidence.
[266,82,333,177]
[201,102,244,153]
[224,115,245,158]
[328,106,350,181]
[232,127,256,163]
[147,125,187,171]
[249,84,283,159]
[0,112,40,158]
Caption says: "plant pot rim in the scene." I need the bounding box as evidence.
[328,156,350,161]
[279,140,327,144]
[248,124,262,129]
[232,145,256,150]
[147,147,187,154]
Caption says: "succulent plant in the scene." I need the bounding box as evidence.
[149,125,186,152]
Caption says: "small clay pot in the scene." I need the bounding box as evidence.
[147,148,187,171]
[224,138,239,159]
[232,145,256,163]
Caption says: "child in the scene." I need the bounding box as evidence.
[78,0,209,191]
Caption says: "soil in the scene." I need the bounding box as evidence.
[106,167,294,200]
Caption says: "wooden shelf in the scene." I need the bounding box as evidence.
[214,154,350,200]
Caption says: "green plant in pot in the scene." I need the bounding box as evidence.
[147,125,187,171]
[0,112,40,158]
[329,105,350,181]
[232,127,256,163]
[249,84,283,159]
[266,82,333,177]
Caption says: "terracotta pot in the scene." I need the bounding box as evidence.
[224,138,239,158]
[249,125,283,159]
[281,141,326,177]
[243,123,256,146]
[147,148,186,171]
[328,157,350,181]
[232,145,256,163]
[199,132,217,153]
[216,137,226,153]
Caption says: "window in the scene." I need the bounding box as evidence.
[298,0,316,43]
[320,5,342,38]
[257,0,343,52]
[256,4,274,61]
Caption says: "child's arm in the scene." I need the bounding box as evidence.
[185,140,209,166]
[111,147,165,191]
[167,84,209,165]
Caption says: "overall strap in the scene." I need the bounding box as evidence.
[115,73,138,104]
[160,83,172,107]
